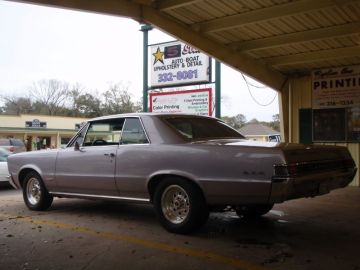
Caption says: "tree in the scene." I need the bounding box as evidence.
[269,113,280,131]
[74,93,102,117]
[1,80,142,117]
[30,79,70,115]
[0,96,33,115]
[222,114,247,129]
[102,83,141,115]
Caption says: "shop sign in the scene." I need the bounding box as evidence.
[312,65,360,109]
[312,65,360,142]
[25,119,47,128]
[149,88,212,116]
[150,41,211,88]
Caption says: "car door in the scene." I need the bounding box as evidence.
[55,118,125,196]
[114,117,151,200]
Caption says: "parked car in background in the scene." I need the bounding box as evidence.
[0,138,26,154]
[268,134,281,142]
[6,113,357,234]
[0,148,10,184]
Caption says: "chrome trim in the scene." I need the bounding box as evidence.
[49,192,150,202]
[26,177,42,205]
[79,116,151,148]
[161,184,190,224]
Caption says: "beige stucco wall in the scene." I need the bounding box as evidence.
[0,114,89,149]
[289,76,359,186]
[0,114,88,130]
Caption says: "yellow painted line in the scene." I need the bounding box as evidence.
[0,213,270,270]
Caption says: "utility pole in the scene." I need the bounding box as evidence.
[215,60,221,118]
[140,24,153,112]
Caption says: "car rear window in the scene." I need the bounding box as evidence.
[164,117,244,140]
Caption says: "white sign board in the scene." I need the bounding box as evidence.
[312,65,360,109]
[149,89,212,116]
[150,41,211,88]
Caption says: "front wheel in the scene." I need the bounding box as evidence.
[235,204,274,218]
[23,172,53,211]
[153,177,209,234]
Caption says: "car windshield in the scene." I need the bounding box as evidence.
[164,116,244,140]
[0,149,9,162]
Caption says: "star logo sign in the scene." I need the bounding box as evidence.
[152,47,164,65]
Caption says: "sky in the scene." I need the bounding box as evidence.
[0,1,279,122]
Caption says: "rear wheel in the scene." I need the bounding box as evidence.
[153,177,209,234]
[23,172,53,211]
[235,204,274,218]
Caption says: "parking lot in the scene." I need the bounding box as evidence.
[1,185,360,270]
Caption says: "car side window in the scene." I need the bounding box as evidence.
[121,118,148,145]
[83,119,125,147]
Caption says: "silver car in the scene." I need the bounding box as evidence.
[0,148,10,184]
[0,138,26,154]
[7,113,357,233]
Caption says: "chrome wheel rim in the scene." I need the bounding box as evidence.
[161,185,190,224]
[26,177,41,205]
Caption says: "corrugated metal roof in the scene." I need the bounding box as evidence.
[158,0,360,77]
[15,0,360,88]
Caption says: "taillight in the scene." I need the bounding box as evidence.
[274,159,355,178]
[274,164,289,177]
[343,159,355,168]
[9,146,15,152]
[288,164,297,176]
[274,163,297,177]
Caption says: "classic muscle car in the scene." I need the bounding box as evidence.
[7,113,357,233]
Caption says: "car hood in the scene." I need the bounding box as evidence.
[7,149,59,160]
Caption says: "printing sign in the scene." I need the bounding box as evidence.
[150,41,211,87]
[312,65,360,142]
[149,88,212,116]
[312,65,360,109]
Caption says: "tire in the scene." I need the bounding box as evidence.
[235,204,274,218]
[153,177,209,234]
[22,172,53,211]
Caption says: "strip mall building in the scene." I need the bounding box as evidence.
[0,114,88,151]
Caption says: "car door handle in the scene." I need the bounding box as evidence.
[104,153,115,157]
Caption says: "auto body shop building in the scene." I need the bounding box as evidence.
[8,0,360,188]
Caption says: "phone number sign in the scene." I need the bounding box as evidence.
[150,41,211,88]
[149,88,212,116]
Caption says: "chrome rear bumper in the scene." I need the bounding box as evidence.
[269,168,357,203]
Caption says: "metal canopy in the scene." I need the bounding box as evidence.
[12,0,360,91]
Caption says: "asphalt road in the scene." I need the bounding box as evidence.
[1,185,360,270]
